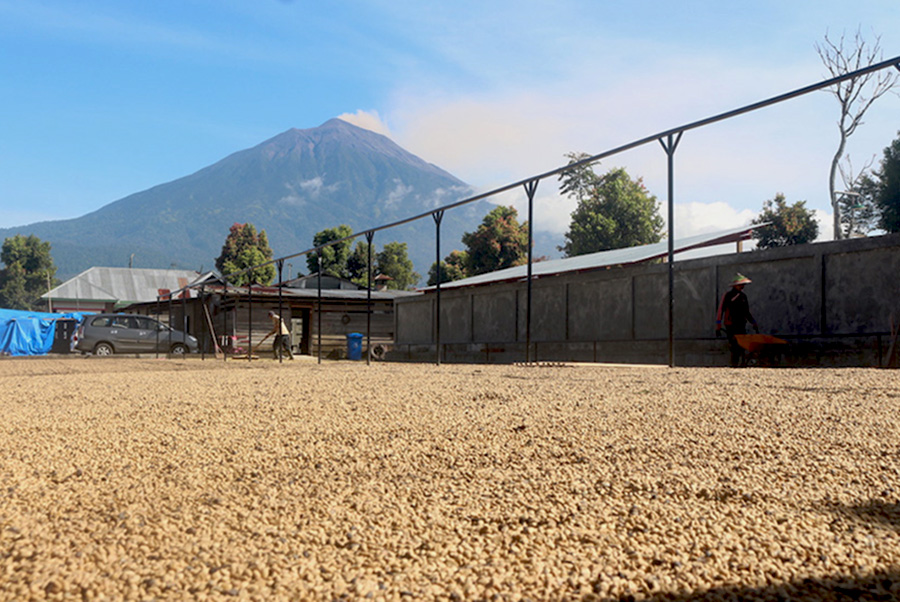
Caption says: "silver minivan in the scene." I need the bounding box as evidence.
[74,313,199,356]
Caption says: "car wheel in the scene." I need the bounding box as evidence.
[94,342,114,356]
[170,343,188,355]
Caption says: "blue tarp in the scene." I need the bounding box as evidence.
[0,309,85,356]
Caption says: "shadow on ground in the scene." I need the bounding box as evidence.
[841,499,900,533]
[595,568,899,601]
[593,498,900,601]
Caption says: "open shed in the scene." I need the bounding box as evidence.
[125,281,418,359]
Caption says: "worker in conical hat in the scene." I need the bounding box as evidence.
[716,273,758,367]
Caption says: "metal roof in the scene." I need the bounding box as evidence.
[281,287,419,301]
[209,285,419,301]
[422,224,758,291]
[43,267,201,305]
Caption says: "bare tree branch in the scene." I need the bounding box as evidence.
[817,28,898,239]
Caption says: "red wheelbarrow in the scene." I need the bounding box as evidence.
[735,334,789,366]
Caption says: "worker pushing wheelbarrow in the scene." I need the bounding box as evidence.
[734,333,789,366]
[716,273,786,367]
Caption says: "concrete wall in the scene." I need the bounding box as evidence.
[393,233,900,366]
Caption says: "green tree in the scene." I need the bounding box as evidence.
[558,152,600,200]
[836,175,880,238]
[874,132,900,232]
[427,250,469,286]
[346,240,373,286]
[215,223,276,286]
[751,193,820,248]
[0,234,58,311]
[461,206,529,276]
[307,225,354,278]
[558,158,664,257]
[376,241,420,290]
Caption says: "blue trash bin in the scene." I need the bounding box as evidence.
[346,333,364,360]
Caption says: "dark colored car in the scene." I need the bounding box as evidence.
[74,313,199,356]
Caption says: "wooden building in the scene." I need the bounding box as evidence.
[125,279,418,359]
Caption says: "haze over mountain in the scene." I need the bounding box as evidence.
[0,118,493,282]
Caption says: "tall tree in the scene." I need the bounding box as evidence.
[461,206,529,276]
[346,240,373,286]
[215,223,276,286]
[0,234,58,310]
[558,152,600,200]
[427,250,469,286]
[751,194,820,249]
[306,225,354,278]
[376,242,420,290]
[816,29,898,239]
[874,132,900,233]
[558,159,664,257]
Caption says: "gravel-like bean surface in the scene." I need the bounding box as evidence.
[1,358,899,601]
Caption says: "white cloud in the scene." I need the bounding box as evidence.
[383,179,413,209]
[299,177,325,195]
[813,208,835,242]
[279,177,341,206]
[385,49,900,240]
[278,194,305,207]
[672,201,756,239]
[337,110,393,137]
[423,185,474,210]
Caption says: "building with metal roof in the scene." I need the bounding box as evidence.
[395,230,900,367]
[422,224,757,292]
[42,267,201,313]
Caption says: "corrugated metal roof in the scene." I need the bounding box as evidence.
[43,267,201,304]
[423,225,757,291]
[280,287,419,301]
[212,285,418,301]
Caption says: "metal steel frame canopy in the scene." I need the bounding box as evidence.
[162,55,900,367]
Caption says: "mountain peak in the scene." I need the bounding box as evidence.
[0,117,481,281]
[274,117,381,142]
[254,119,459,182]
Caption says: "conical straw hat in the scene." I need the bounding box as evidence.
[730,273,751,286]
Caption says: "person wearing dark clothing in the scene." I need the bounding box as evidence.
[716,273,758,367]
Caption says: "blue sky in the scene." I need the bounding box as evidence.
[1,0,899,247]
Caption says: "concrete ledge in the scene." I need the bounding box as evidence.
[385,334,889,367]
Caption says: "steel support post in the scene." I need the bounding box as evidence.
[182,287,188,350]
[366,231,374,366]
[223,280,229,362]
[200,285,206,361]
[167,295,173,353]
[277,259,284,363]
[155,296,161,360]
[317,254,323,365]
[432,210,444,365]
[659,132,682,368]
[523,180,539,363]
[248,282,253,362]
